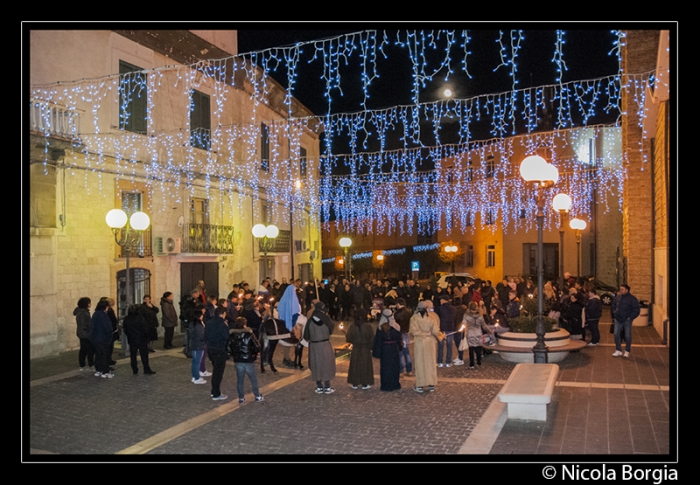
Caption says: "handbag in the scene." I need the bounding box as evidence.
[458,333,469,351]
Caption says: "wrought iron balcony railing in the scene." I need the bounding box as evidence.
[182,223,234,254]
[29,99,81,139]
[117,227,153,258]
[258,229,291,253]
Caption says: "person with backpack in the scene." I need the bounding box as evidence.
[229,316,264,404]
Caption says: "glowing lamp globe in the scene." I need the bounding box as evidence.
[129,211,150,231]
[569,218,587,231]
[252,224,267,238]
[265,224,279,239]
[105,209,128,229]
[339,237,352,248]
[519,155,548,182]
[544,163,560,185]
[552,193,572,212]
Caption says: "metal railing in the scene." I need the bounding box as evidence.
[117,227,152,258]
[182,223,234,254]
[190,127,211,151]
[29,99,81,139]
[259,229,291,253]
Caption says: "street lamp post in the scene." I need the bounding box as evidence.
[569,218,588,278]
[444,244,459,273]
[252,223,279,281]
[520,155,559,364]
[105,208,151,356]
[339,237,352,281]
[552,193,572,290]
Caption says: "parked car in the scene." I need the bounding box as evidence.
[436,273,477,289]
[592,280,617,306]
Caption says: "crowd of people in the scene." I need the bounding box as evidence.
[72,272,640,399]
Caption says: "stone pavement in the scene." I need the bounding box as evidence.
[25,315,675,461]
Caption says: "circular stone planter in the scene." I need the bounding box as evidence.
[493,329,579,363]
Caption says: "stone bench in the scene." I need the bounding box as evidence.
[498,363,559,421]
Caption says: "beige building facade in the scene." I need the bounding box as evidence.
[29,30,322,359]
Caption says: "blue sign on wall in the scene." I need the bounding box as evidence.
[411,261,420,271]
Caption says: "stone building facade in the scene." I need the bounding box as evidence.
[29,30,322,359]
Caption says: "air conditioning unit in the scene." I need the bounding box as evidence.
[294,240,307,252]
[154,236,165,255]
[309,250,317,260]
[155,236,181,255]
[165,237,181,254]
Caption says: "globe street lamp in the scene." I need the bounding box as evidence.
[520,154,559,364]
[339,237,352,281]
[443,244,459,273]
[569,218,588,278]
[106,208,150,356]
[252,223,279,281]
[552,193,572,290]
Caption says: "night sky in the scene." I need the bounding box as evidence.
[237,28,621,118]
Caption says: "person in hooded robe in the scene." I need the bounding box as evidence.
[278,283,301,368]
[343,310,375,390]
[372,308,402,391]
[409,300,443,393]
[303,301,336,394]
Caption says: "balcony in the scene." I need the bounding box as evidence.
[258,229,291,253]
[117,227,153,258]
[29,99,81,140]
[182,223,234,254]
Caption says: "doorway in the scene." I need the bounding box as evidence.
[522,243,559,282]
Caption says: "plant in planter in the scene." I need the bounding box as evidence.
[507,296,557,333]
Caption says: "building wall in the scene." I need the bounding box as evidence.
[621,30,659,304]
[29,30,321,359]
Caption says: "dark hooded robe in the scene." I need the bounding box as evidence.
[372,322,403,391]
[345,316,375,387]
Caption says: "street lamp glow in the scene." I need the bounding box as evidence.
[519,155,548,182]
[105,209,128,229]
[252,223,267,238]
[552,193,572,212]
[339,237,352,248]
[265,224,279,239]
[129,211,150,231]
[519,155,559,185]
[569,218,587,231]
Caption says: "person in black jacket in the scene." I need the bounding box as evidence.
[205,306,232,400]
[89,299,115,378]
[584,288,603,346]
[139,295,159,353]
[74,297,94,371]
[229,316,264,404]
[123,304,156,375]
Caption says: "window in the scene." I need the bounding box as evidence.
[466,160,474,182]
[122,191,142,216]
[486,209,496,225]
[465,245,474,267]
[485,155,495,179]
[486,245,496,267]
[190,198,209,225]
[190,90,211,150]
[260,123,270,172]
[300,146,307,177]
[466,211,473,227]
[119,61,147,134]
